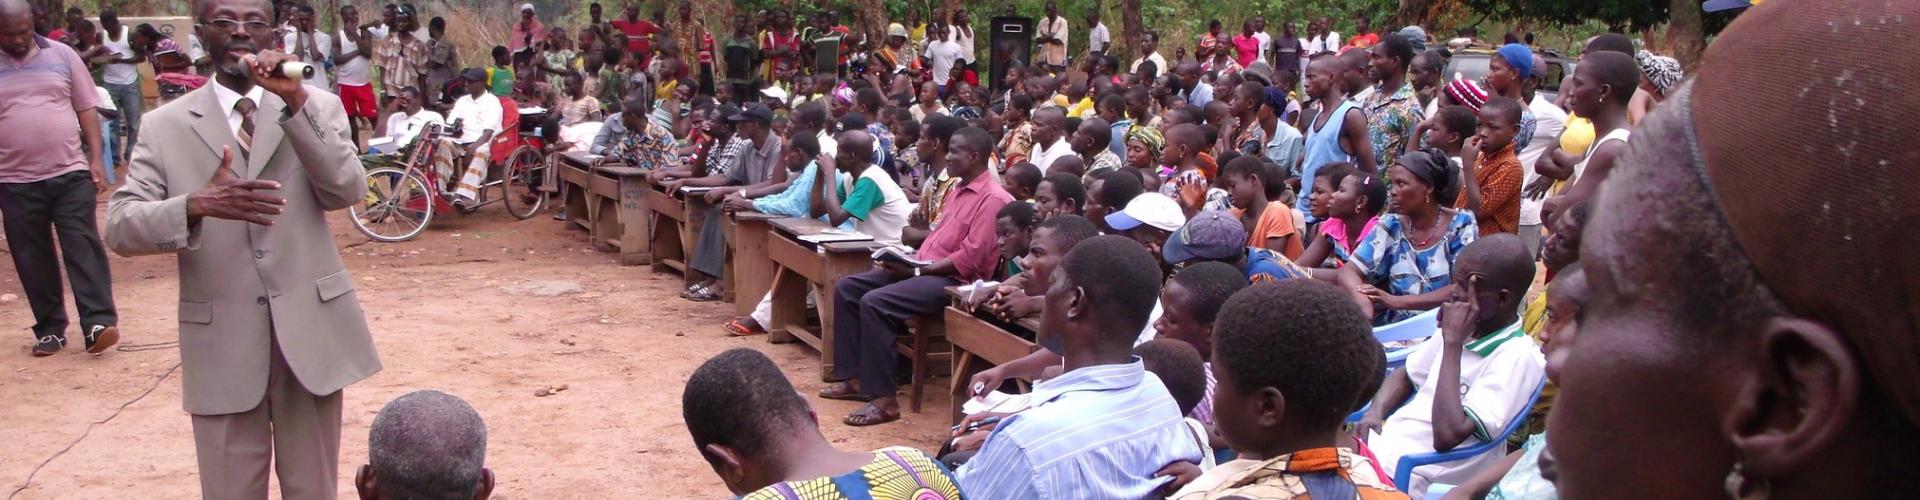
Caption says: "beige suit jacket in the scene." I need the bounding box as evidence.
[106,85,381,416]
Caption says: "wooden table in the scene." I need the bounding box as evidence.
[764,218,883,380]
[944,286,1041,425]
[725,210,782,315]
[645,182,717,287]
[556,152,651,265]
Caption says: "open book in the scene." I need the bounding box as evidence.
[797,228,874,244]
[870,244,932,267]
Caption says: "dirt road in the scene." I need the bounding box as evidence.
[0,205,950,498]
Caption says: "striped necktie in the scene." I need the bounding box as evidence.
[235,97,257,152]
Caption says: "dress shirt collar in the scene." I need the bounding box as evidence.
[1027,358,1146,406]
[211,79,267,133]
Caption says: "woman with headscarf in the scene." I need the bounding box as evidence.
[1629,50,1682,124]
[1336,149,1480,325]
[1124,125,1164,175]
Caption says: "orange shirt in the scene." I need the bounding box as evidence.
[1456,142,1523,235]
[1239,201,1306,260]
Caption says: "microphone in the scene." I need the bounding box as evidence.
[242,54,315,79]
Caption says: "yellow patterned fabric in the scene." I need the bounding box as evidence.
[739,446,962,500]
[1184,447,1407,500]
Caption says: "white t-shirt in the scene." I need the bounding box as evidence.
[1036,16,1069,65]
[927,40,963,86]
[839,165,911,245]
[1518,94,1568,226]
[282,31,333,88]
[94,87,116,111]
[101,26,138,86]
[367,24,390,40]
[1088,23,1111,54]
[446,93,503,144]
[1130,52,1168,77]
[335,29,372,86]
[1369,323,1545,494]
[383,109,446,148]
[1253,31,1273,61]
[1133,300,1164,346]
[1307,32,1342,57]
[1029,137,1073,173]
[953,27,976,64]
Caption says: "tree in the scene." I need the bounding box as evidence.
[1121,0,1140,62]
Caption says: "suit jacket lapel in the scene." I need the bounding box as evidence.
[187,88,240,163]
[246,93,287,178]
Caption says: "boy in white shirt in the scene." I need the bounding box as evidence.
[1356,234,1546,494]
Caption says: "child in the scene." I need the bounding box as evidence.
[486,45,516,97]
[1160,124,1231,215]
[1296,163,1386,271]
[1219,156,1304,259]
[1151,261,1248,428]
[1084,169,1145,234]
[1303,161,1350,223]
[978,215,1100,323]
[1356,234,1546,493]
[1002,162,1042,202]
[992,202,1036,281]
[1449,265,1586,500]
[1457,97,1524,235]
[911,80,948,122]
[1170,280,1406,499]
[812,130,911,244]
[1416,104,1476,165]
[1522,201,1589,339]
[1033,172,1086,221]
[1136,338,1219,472]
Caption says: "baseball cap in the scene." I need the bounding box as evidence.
[1161,210,1249,265]
[760,86,790,102]
[519,3,535,13]
[1398,26,1430,52]
[728,103,775,125]
[459,68,487,82]
[1104,192,1186,233]
[887,23,908,38]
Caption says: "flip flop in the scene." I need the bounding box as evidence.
[722,318,765,337]
[843,402,901,427]
[818,382,872,402]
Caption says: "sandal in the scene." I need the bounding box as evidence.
[722,318,765,336]
[818,382,872,402]
[843,402,901,427]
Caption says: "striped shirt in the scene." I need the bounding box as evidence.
[956,359,1205,498]
[0,36,100,184]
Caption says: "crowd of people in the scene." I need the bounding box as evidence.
[2,0,1916,498]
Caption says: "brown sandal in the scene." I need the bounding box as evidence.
[843,402,901,427]
[818,382,872,402]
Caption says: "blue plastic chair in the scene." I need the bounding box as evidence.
[1374,308,1440,372]
[1392,380,1548,495]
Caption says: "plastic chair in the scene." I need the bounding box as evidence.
[1374,308,1440,372]
[1392,380,1548,494]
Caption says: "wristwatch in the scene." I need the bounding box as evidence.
[913,267,922,277]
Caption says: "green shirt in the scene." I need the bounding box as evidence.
[836,176,884,220]
[487,65,515,97]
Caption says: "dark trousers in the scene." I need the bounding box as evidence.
[831,269,956,398]
[0,171,117,340]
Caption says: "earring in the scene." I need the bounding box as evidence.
[1723,460,1772,500]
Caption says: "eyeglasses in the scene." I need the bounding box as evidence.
[204,18,273,32]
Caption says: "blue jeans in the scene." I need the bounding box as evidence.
[103,82,142,163]
[100,117,117,183]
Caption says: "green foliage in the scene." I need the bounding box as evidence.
[1460,0,1734,34]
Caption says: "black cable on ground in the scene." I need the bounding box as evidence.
[5,361,181,500]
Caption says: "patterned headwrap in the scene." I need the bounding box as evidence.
[833,83,856,108]
[1126,126,1165,159]
[1636,50,1684,94]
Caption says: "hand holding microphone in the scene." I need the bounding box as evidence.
[241,51,312,110]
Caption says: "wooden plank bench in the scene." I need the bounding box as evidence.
[725,210,782,315]
[764,217,883,380]
[556,152,650,264]
[944,286,1041,425]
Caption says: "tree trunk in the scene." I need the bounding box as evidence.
[1120,0,1141,62]
[1666,0,1706,70]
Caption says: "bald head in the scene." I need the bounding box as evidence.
[365,390,491,500]
[0,0,30,20]
[836,129,875,167]
[1166,123,1205,150]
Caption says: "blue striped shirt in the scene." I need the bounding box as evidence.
[956,359,1205,499]
[750,161,852,230]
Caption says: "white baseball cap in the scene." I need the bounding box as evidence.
[1105,192,1187,233]
[760,86,790,102]
[519,3,535,13]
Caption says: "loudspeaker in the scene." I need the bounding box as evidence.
[988,16,1034,97]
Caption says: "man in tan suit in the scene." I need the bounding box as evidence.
[104,0,380,497]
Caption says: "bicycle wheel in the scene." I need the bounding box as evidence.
[501,145,549,220]
[350,167,435,242]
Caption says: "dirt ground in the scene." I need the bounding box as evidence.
[0,203,951,499]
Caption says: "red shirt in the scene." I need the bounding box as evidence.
[611,19,659,62]
[920,170,1014,281]
[1231,34,1261,68]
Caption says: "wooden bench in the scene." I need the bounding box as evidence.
[725,210,782,315]
[555,152,651,264]
[944,287,1041,425]
[764,218,883,380]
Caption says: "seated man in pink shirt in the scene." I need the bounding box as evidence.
[818,127,1013,427]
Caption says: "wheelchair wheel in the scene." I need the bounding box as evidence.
[350,167,435,242]
[501,145,549,221]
